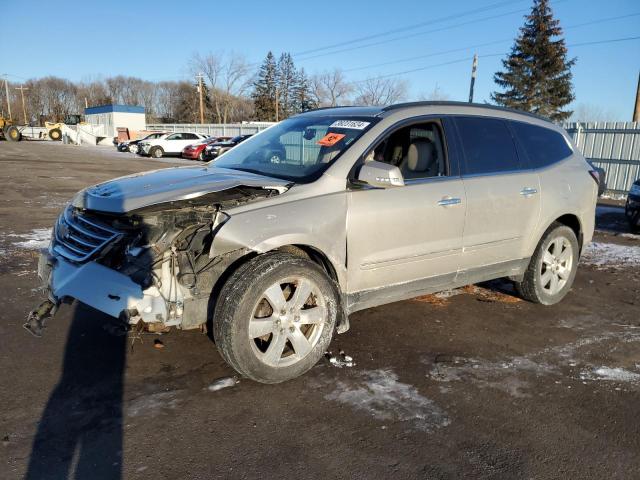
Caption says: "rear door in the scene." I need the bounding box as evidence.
[454,116,541,270]
[346,118,466,294]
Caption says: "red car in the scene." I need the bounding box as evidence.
[182,136,231,161]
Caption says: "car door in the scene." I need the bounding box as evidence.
[454,116,541,271]
[346,119,466,295]
[163,133,185,153]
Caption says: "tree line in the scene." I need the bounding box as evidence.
[2,0,578,125]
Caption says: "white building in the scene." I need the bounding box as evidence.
[84,104,146,137]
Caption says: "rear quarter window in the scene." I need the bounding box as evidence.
[455,116,521,175]
[510,121,573,168]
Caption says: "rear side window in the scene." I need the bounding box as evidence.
[510,121,573,168]
[455,117,521,175]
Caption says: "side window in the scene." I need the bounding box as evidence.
[166,133,182,140]
[455,117,521,175]
[366,121,448,180]
[510,121,572,168]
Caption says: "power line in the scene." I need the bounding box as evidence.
[342,11,640,73]
[293,0,520,56]
[347,35,640,86]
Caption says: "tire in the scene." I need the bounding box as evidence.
[150,146,164,158]
[213,252,339,384]
[6,126,22,142]
[48,128,62,141]
[515,223,579,305]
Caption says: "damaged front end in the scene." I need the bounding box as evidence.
[27,182,285,337]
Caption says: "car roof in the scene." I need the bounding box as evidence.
[295,101,550,123]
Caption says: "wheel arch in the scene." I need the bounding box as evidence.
[532,213,583,257]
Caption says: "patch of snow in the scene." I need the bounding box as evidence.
[580,367,640,383]
[6,228,52,250]
[581,241,640,269]
[326,369,449,431]
[207,376,239,392]
[126,390,180,417]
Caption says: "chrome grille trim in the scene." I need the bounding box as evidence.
[52,206,123,263]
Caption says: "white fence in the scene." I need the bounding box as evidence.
[146,122,274,137]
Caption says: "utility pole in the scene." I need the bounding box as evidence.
[633,71,640,122]
[468,54,478,103]
[15,85,29,124]
[84,97,89,109]
[196,73,204,124]
[3,75,12,121]
[275,86,279,122]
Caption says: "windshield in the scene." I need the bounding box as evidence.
[209,115,377,182]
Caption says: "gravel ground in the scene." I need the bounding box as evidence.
[1,141,639,480]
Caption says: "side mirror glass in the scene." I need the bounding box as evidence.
[357,160,405,188]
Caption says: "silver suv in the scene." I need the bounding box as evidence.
[32,102,598,383]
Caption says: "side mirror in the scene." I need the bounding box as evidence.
[357,160,405,188]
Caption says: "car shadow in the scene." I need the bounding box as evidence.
[25,297,127,479]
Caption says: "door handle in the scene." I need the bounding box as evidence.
[520,187,538,196]
[437,197,462,206]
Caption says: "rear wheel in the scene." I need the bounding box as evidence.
[515,223,579,305]
[6,126,22,142]
[213,252,339,383]
[150,146,164,158]
[48,128,62,141]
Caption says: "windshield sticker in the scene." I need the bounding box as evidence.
[317,133,346,147]
[330,120,370,130]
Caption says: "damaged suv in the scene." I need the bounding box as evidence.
[31,102,598,383]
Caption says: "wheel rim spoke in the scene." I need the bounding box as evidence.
[541,270,553,287]
[549,273,559,294]
[288,326,312,357]
[558,247,571,263]
[290,279,313,311]
[249,315,276,338]
[263,330,288,366]
[299,307,325,325]
[557,266,570,280]
[264,283,287,312]
[543,251,554,266]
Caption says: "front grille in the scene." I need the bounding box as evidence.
[53,206,123,263]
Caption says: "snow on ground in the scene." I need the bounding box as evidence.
[326,369,449,431]
[580,367,640,383]
[581,241,640,269]
[5,228,52,250]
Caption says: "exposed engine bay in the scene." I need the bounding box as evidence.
[26,184,284,336]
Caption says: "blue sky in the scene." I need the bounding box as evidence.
[1,0,638,118]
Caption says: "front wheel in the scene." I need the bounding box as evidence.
[6,126,22,142]
[150,146,164,158]
[213,252,339,383]
[48,128,62,141]
[515,223,579,305]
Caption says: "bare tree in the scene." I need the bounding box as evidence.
[419,83,451,101]
[354,77,408,106]
[310,69,353,107]
[570,103,619,122]
[190,51,251,123]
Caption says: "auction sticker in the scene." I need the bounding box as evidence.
[317,133,346,146]
[330,120,370,130]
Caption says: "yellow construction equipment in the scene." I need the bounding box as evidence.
[0,115,22,141]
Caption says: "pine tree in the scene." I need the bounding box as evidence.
[252,52,278,121]
[277,53,297,119]
[491,0,575,121]
[293,68,317,113]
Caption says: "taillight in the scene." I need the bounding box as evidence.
[588,170,600,185]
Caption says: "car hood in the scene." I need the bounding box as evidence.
[72,166,290,213]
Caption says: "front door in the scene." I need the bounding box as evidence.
[346,120,466,295]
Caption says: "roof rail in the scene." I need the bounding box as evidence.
[380,101,550,122]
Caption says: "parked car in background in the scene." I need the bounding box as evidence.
[117,132,167,153]
[182,136,232,161]
[203,134,253,160]
[587,162,606,196]
[625,178,640,232]
[33,102,597,384]
[138,132,209,158]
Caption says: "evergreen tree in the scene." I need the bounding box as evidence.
[491,0,575,121]
[277,53,297,119]
[252,52,278,121]
[293,68,317,113]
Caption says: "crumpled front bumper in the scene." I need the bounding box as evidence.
[38,248,169,323]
